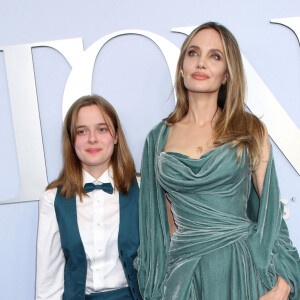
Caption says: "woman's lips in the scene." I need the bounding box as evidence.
[191,72,209,80]
[86,148,101,153]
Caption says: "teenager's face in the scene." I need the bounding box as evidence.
[74,105,117,178]
[182,28,228,96]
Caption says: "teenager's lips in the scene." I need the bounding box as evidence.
[191,72,209,80]
[86,148,101,154]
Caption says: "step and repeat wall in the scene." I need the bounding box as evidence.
[0,0,299,299]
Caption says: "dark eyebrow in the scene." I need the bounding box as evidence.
[187,45,200,50]
[210,48,224,55]
[187,45,224,55]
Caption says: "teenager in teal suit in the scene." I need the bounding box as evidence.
[135,22,300,299]
[36,95,142,300]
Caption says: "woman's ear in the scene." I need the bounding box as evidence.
[222,72,229,85]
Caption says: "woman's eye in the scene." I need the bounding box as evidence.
[211,53,221,60]
[187,50,197,56]
[99,127,107,133]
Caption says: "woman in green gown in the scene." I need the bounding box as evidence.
[135,22,300,299]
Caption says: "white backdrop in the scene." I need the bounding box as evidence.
[0,1,300,299]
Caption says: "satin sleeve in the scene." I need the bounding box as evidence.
[134,122,171,300]
[35,188,65,300]
[247,149,300,299]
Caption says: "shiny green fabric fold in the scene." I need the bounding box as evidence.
[135,122,300,299]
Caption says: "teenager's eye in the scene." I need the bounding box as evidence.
[187,50,198,56]
[77,130,87,135]
[98,127,108,133]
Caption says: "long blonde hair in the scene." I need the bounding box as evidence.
[165,22,264,167]
[47,95,136,200]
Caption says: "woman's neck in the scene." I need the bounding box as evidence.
[184,92,219,126]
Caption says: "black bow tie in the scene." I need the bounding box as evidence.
[84,182,113,194]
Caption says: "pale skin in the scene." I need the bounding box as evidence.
[74,105,118,179]
[164,28,290,299]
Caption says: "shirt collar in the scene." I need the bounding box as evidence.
[82,167,114,188]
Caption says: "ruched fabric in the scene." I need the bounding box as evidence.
[135,122,300,300]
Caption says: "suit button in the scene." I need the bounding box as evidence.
[132,287,135,293]
[124,261,127,268]
[127,274,131,281]
[120,250,124,256]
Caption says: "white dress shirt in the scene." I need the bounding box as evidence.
[36,168,129,300]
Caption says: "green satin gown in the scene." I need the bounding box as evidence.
[135,122,300,300]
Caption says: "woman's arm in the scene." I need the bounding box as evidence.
[251,124,271,198]
[35,189,65,300]
[166,196,177,237]
[252,125,291,300]
[259,275,291,300]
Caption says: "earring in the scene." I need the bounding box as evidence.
[180,69,184,77]
[222,76,228,85]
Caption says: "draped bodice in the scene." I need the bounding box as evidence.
[157,143,252,220]
[156,144,254,269]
